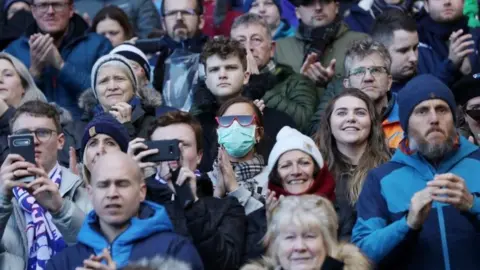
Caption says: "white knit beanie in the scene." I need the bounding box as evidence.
[266,126,324,175]
[110,43,151,82]
[90,54,138,99]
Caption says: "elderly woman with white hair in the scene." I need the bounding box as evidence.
[242,195,371,270]
[62,54,163,167]
[0,52,47,164]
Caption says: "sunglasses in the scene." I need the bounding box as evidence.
[466,109,480,121]
[215,115,256,127]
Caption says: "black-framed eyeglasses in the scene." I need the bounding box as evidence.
[32,2,69,13]
[348,66,389,79]
[163,8,197,18]
[12,128,57,142]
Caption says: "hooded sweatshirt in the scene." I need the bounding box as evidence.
[46,201,204,270]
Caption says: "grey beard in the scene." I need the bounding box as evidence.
[411,135,456,161]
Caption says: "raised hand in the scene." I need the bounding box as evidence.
[109,102,132,124]
[448,29,475,69]
[127,138,158,169]
[26,163,63,213]
[406,187,435,230]
[301,53,336,85]
[428,173,474,211]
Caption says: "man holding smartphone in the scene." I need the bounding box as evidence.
[0,101,90,270]
[128,111,246,270]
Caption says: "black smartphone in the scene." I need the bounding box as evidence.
[8,134,35,182]
[137,140,181,163]
[171,168,195,210]
[135,38,166,54]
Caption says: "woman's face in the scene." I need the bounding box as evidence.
[96,65,135,109]
[221,102,261,138]
[84,134,122,170]
[96,18,127,47]
[276,226,327,270]
[0,59,25,107]
[330,96,371,146]
[277,150,315,194]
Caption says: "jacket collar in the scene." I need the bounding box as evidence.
[58,166,83,197]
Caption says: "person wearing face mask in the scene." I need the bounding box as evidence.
[62,54,162,168]
[241,195,371,270]
[209,96,267,215]
[315,89,391,240]
[453,73,480,145]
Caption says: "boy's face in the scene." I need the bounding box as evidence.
[205,54,250,100]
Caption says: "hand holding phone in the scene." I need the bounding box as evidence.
[8,134,35,183]
[0,154,33,198]
[134,139,181,163]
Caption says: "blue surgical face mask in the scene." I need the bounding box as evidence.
[217,121,256,158]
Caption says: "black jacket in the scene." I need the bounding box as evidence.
[146,175,246,270]
[191,78,297,172]
[60,87,162,167]
[0,107,14,165]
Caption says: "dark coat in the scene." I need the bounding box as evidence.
[4,14,112,119]
[145,177,246,270]
[0,107,14,165]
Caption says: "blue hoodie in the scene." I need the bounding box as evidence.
[352,136,480,270]
[47,201,203,270]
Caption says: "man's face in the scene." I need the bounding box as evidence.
[11,114,64,172]
[296,0,338,28]
[425,0,464,23]
[162,0,204,42]
[344,53,392,102]
[31,0,73,35]
[205,55,250,100]
[408,99,456,160]
[151,123,202,172]
[387,30,419,82]
[249,0,281,29]
[88,155,146,228]
[231,24,274,69]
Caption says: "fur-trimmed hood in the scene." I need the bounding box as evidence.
[78,87,163,118]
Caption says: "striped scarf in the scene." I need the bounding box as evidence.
[13,164,67,270]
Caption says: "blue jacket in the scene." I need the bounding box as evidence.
[5,14,112,119]
[273,20,296,40]
[47,201,204,270]
[352,136,480,270]
[344,5,374,34]
[416,11,480,87]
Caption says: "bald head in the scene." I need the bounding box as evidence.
[91,152,143,185]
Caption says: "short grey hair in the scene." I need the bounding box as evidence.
[230,13,272,39]
[344,39,392,76]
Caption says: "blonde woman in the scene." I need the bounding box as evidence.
[0,52,47,163]
[242,195,371,270]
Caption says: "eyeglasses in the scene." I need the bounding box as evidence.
[13,128,57,142]
[163,9,197,18]
[216,115,257,127]
[32,2,69,13]
[466,109,480,122]
[348,66,388,79]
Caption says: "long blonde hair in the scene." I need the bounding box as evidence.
[0,53,46,107]
[315,89,391,204]
[246,195,371,270]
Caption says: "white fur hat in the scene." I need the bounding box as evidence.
[266,126,324,175]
